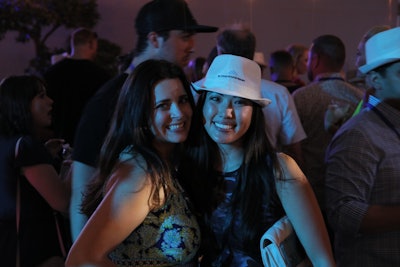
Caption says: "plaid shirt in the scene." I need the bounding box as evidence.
[325,101,400,266]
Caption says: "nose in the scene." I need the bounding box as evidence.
[170,103,183,119]
[47,95,54,105]
[219,100,233,118]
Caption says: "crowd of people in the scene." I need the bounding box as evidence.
[1,0,399,266]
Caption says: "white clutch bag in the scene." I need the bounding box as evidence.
[260,216,312,267]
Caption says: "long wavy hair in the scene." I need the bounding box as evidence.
[180,91,282,252]
[0,75,46,137]
[81,59,195,216]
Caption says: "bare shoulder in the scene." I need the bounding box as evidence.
[275,152,307,183]
[105,152,150,194]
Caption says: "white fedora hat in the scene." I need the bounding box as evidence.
[359,27,400,74]
[192,54,271,107]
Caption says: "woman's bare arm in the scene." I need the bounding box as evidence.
[276,153,336,267]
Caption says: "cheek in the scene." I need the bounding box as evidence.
[30,103,40,118]
[240,108,253,125]
[202,103,215,124]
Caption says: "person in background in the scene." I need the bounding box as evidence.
[292,34,363,213]
[0,75,70,266]
[354,25,391,82]
[181,54,335,266]
[350,25,390,116]
[116,50,135,75]
[325,27,400,266]
[70,0,218,242]
[269,49,302,93]
[185,56,206,82]
[44,27,111,146]
[286,43,309,86]
[253,51,267,77]
[202,46,218,75]
[66,59,200,267]
[205,23,306,166]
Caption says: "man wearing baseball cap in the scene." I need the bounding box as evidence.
[133,0,218,68]
[325,27,400,266]
[70,0,218,241]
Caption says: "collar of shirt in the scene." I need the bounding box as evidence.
[315,72,345,82]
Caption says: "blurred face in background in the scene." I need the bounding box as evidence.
[296,49,309,75]
[307,48,317,82]
[355,40,366,69]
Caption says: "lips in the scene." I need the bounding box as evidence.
[167,122,185,131]
[214,121,235,130]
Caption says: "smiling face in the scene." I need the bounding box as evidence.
[151,78,193,151]
[202,92,253,149]
[30,86,53,129]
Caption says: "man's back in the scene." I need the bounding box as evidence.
[293,73,363,208]
[44,58,111,145]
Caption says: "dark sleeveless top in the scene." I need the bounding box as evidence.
[205,169,285,267]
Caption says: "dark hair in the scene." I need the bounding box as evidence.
[269,50,294,72]
[116,50,135,74]
[0,75,46,137]
[217,25,256,60]
[286,44,308,66]
[311,34,346,71]
[180,91,281,252]
[203,46,218,73]
[81,59,195,216]
[71,28,98,47]
[186,56,206,82]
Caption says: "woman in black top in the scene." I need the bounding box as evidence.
[0,75,70,266]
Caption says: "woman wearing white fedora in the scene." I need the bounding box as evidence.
[179,54,335,266]
[325,27,400,266]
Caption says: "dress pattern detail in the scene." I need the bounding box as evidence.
[109,183,200,267]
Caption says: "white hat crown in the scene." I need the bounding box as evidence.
[192,54,271,107]
[359,27,400,73]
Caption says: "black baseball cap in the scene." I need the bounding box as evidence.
[135,0,218,34]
